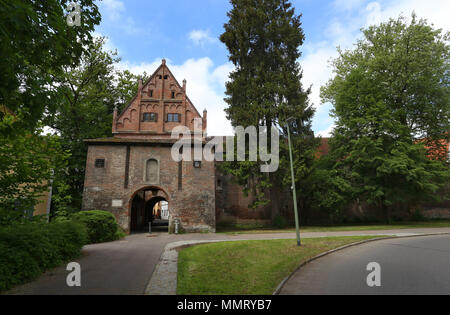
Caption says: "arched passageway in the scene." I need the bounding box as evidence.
[130,187,169,233]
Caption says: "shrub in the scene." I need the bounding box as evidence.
[411,209,427,222]
[71,210,121,244]
[0,221,87,292]
[0,243,41,292]
[272,215,288,229]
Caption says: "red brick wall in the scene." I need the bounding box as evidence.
[215,163,273,225]
[113,60,207,139]
[82,143,216,233]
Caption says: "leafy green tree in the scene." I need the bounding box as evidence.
[0,0,101,132]
[45,38,147,214]
[292,151,352,224]
[0,111,69,225]
[220,0,316,219]
[321,15,450,222]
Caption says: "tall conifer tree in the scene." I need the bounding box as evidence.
[220,0,317,218]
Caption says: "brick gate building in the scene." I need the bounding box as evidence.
[82,60,216,233]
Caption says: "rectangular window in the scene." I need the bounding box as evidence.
[149,90,153,97]
[95,159,105,168]
[143,112,157,122]
[171,91,175,99]
[167,113,180,122]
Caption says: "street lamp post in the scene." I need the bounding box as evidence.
[286,118,301,246]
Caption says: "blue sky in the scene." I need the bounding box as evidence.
[94,0,449,136]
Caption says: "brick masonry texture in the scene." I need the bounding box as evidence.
[83,143,216,233]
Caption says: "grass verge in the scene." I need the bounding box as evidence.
[177,235,389,295]
[217,220,450,235]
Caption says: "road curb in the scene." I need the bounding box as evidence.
[272,232,450,295]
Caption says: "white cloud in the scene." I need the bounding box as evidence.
[118,58,234,136]
[316,124,335,138]
[301,44,337,109]
[99,0,125,21]
[188,29,217,46]
[364,0,450,30]
[98,0,139,35]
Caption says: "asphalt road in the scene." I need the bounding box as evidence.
[279,234,450,295]
[5,228,450,295]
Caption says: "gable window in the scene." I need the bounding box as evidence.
[95,159,105,168]
[171,91,175,99]
[142,112,157,122]
[167,113,181,122]
[149,90,153,97]
[164,75,169,79]
[158,75,162,79]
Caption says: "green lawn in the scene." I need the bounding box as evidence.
[217,220,450,235]
[177,236,389,295]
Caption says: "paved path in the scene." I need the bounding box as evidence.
[279,234,450,295]
[6,227,450,295]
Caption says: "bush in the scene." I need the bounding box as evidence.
[71,210,122,244]
[410,209,427,222]
[0,221,87,292]
[272,215,288,229]
[0,243,41,291]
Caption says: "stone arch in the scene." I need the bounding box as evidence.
[128,185,170,233]
[129,185,170,203]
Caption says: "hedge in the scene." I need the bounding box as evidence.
[0,221,87,292]
[70,210,123,244]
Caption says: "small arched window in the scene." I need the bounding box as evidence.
[145,159,159,184]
